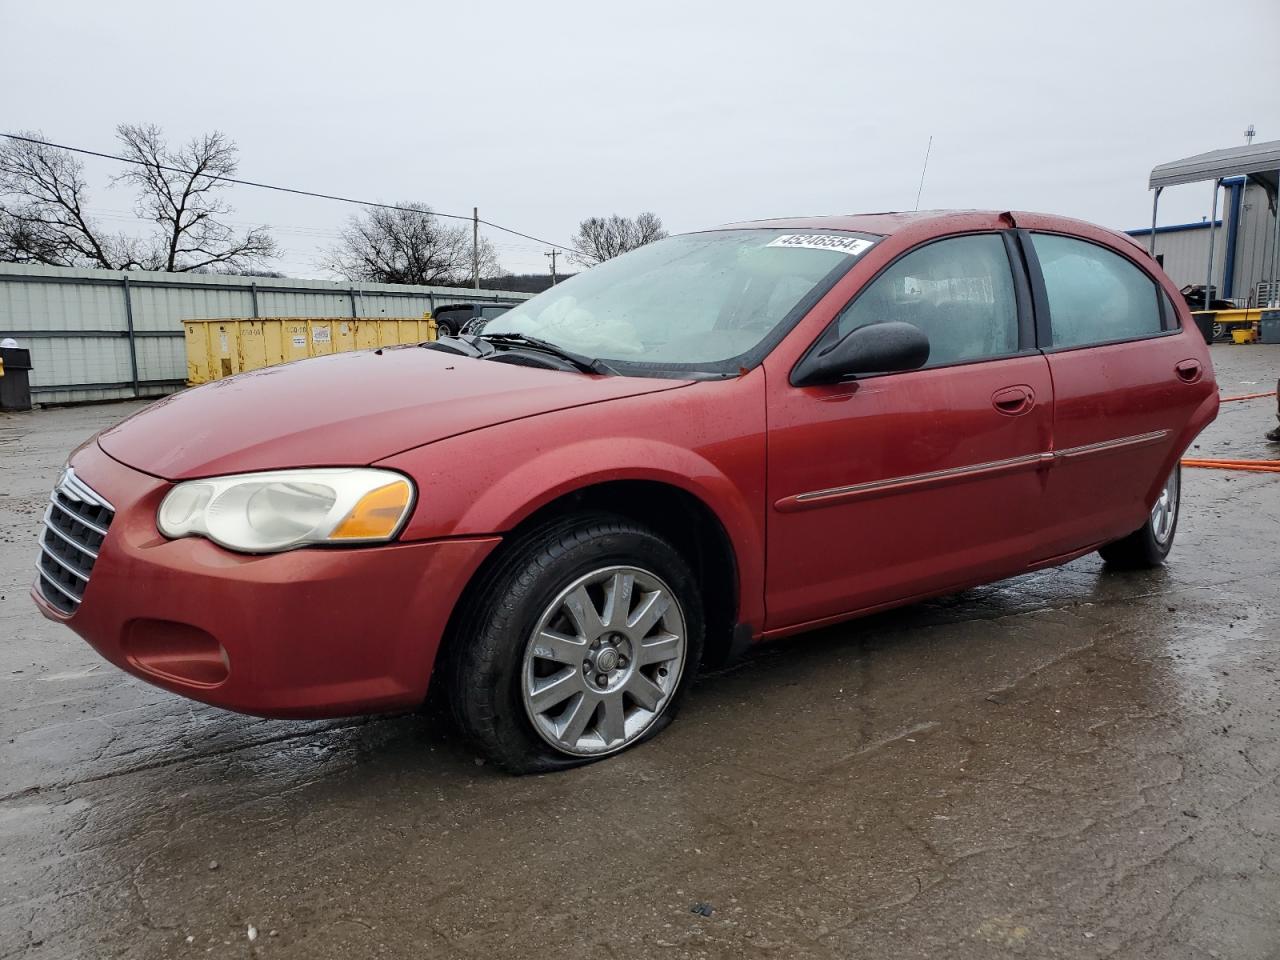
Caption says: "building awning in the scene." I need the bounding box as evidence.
[1149,140,1280,193]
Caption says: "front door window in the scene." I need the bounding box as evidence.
[835,234,1020,367]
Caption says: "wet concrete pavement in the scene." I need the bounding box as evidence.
[2,345,1278,959]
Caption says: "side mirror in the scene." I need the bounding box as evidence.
[791,321,930,386]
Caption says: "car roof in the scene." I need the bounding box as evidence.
[713,209,1129,243]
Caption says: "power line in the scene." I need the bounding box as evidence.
[0,132,584,256]
[91,208,345,240]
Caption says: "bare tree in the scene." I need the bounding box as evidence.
[569,212,667,265]
[0,133,145,268]
[323,202,501,286]
[0,127,277,273]
[114,124,277,272]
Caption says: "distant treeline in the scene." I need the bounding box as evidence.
[479,272,578,294]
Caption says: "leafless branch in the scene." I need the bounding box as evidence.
[114,124,278,272]
[322,202,501,286]
[1,126,278,273]
[0,131,119,267]
[568,212,668,266]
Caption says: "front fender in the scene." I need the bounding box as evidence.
[465,437,756,541]
[377,374,768,629]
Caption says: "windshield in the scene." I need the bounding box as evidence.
[483,229,877,374]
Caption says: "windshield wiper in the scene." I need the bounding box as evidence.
[480,333,617,375]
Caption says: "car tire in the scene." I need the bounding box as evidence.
[443,513,704,774]
[435,320,457,338]
[1098,465,1181,569]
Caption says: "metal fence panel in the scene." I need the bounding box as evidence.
[0,263,531,404]
[255,288,352,318]
[132,284,255,330]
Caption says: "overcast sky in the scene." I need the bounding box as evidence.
[4,0,1278,278]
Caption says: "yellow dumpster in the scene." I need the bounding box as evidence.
[184,316,438,385]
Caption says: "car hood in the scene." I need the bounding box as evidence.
[98,347,691,480]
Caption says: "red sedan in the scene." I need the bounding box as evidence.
[33,211,1218,772]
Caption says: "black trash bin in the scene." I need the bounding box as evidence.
[1192,312,1216,345]
[0,346,33,412]
[1260,311,1280,345]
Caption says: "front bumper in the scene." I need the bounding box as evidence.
[31,442,500,718]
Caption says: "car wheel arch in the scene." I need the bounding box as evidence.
[445,470,755,673]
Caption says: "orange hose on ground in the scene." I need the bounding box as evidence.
[1219,390,1277,403]
[1177,463,1280,471]
[1179,391,1279,472]
[1181,458,1280,473]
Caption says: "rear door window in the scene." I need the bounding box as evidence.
[835,233,1020,367]
[1030,234,1163,348]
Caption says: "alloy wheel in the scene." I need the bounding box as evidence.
[1151,468,1179,545]
[520,565,687,757]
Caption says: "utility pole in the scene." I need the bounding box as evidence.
[1245,124,1256,145]
[545,249,559,286]
[472,207,480,290]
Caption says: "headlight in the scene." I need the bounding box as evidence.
[157,469,415,554]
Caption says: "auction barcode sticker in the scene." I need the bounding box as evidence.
[766,234,873,256]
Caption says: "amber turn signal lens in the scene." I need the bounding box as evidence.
[328,480,412,540]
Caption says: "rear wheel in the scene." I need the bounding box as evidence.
[445,514,703,773]
[435,320,458,338]
[1098,465,1180,568]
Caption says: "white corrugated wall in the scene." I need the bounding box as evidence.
[0,264,530,404]
[1127,223,1228,293]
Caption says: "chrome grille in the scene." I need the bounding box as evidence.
[36,467,114,615]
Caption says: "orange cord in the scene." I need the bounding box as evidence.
[1185,391,1280,471]
[1177,463,1280,471]
[1219,390,1278,403]
[1181,458,1280,473]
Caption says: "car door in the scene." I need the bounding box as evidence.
[1017,229,1217,557]
[764,232,1054,632]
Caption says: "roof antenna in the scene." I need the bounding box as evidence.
[1244,124,1256,145]
[913,135,933,211]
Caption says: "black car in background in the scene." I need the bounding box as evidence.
[433,303,515,337]
[1181,284,1235,342]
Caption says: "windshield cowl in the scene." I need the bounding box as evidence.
[421,334,617,376]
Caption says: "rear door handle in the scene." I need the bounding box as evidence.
[992,384,1035,416]
[1176,359,1203,383]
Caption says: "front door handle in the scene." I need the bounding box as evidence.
[992,384,1035,416]
[1175,359,1203,383]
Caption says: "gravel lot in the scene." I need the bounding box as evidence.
[2,344,1278,960]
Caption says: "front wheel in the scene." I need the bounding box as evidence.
[445,514,703,773]
[1098,465,1181,568]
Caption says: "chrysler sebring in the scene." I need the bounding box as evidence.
[33,210,1218,772]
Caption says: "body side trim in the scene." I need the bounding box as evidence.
[773,429,1171,513]
[1053,429,1171,461]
